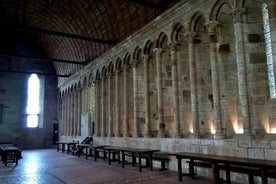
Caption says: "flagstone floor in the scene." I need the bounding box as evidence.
[0,149,213,184]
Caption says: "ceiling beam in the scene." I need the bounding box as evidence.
[0,69,69,77]
[0,53,87,65]
[16,26,116,45]
[128,0,166,10]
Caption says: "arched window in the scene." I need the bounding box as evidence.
[262,3,276,98]
[26,74,41,128]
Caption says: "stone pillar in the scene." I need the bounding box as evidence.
[101,78,107,137]
[94,80,101,136]
[107,74,113,137]
[168,41,181,138]
[143,54,150,137]
[185,32,200,138]
[65,94,69,136]
[77,87,82,136]
[153,48,165,137]
[205,21,225,139]
[61,95,65,136]
[123,65,129,137]
[132,60,140,137]
[73,90,78,136]
[70,92,74,136]
[114,70,121,137]
[231,8,251,135]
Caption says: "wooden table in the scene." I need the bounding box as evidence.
[170,152,276,184]
[56,141,78,154]
[76,143,109,161]
[0,145,20,166]
[105,146,159,172]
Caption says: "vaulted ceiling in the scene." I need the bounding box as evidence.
[0,0,181,77]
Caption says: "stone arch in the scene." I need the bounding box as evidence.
[143,40,153,55]
[189,12,206,33]
[77,81,81,89]
[133,46,142,60]
[210,0,233,21]
[171,22,185,41]
[123,53,131,65]
[83,76,88,87]
[101,66,107,78]
[88,73,94,85]
[155,32,168,49]
[108,62,115,74]
[96,70,101,80]
[115,58,123,71]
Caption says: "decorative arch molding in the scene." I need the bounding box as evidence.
[133,46,142,60]
[143,40,153,55]
[171,22,185,41]
[108,62,115,75]
[189,12,206,32]
[155,32,168,48]
[115,58,123,71]
[209,0,237,21]
[123,53,131,65]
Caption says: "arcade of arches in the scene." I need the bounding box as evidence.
[58,0,276,182]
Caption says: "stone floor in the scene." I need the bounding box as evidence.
[0,149,213,184]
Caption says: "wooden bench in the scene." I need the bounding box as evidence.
[141,152,170,171]
[0,145,21,166]
[170,152,276,184]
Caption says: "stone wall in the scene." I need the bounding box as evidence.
[59,0,276,183]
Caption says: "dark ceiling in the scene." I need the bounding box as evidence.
[0,0,181,77]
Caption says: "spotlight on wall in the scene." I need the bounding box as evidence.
[233,124,244,134]
[270,128,276,134]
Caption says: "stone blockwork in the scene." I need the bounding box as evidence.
[59,0,276,183]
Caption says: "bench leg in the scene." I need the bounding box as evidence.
[248,174,254,184]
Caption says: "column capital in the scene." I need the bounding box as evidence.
[153,48,164,53]
[184,31,198,43]
[115,69,122,74]
[167,41,179,51]
[204,21,219,36]
[230,8,246,23]
[131,60,139,68]
[142,54,150,65]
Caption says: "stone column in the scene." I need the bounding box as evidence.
[59,96,65,135]
[101,78,107,137]
[123,65,129,137]
[143,54,150,137]
[77,87,82,136]
[185,32,200,137]
[205,21,225,139]
[70,92,74,136]
[114,70,121,137]
[168,41,181,138]
[132,60,140,137]
[231,8,251,135]
[94,80,101,136]
[107,74,113,137]
[65,94,69,136]
[73,90,78,136]
[153,48,165,137]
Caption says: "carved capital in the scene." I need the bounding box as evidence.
[167,41,179,51]
[131,60,139,68]
[184,31,198,43]
[204,21,219,36]
[153,48,164,53]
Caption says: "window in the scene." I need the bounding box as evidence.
[262,3,276,98]
[26,74,42,128]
